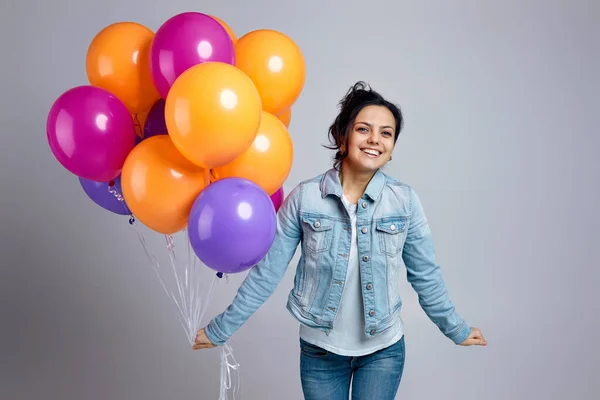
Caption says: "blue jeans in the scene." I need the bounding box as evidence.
[299,336,406,400]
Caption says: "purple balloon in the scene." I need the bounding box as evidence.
[144,98,167,139]
[188,178,277,274]
[47,85,136,182]
[79,176,131,215]
[136,99,167,145]
[150,12,235,98]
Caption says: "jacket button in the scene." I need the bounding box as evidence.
[390,224,396,231]
[369,310,375,316]
[314,221,321,228]
[362,255,369,262]
[361,227,368,234]
[366,283,373,290]
[370,329,376,335]
[362,202,368,208]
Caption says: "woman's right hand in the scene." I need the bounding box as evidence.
[459,327,487,346]
[192,328,216,350]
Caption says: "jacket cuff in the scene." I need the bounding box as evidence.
[448,320,471,345]
[204,321,227,347]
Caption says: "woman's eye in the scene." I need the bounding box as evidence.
[382,131,392,136]
[357,127,368,132]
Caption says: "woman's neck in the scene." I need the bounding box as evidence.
[339,163,376,204]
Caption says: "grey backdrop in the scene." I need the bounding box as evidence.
[1,0,598,399]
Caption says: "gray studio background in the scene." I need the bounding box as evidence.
[1,0,598,399]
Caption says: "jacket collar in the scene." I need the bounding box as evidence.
[320,168,386,201]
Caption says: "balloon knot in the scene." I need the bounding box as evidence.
[108,180,115,187]
[216,272,224,279]
[129,217,135,225]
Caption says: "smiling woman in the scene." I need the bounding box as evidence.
[193,80,486,400]
[324,81,403,175]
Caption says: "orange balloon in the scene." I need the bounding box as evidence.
[165,62,262,169]
[86,22,160,114]
[212,111,293,195]
[120,135,208,234]
[235,29,306,116]
[276,108,292,128]
[210,15,237,45]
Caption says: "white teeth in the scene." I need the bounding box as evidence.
[362,149,380,156]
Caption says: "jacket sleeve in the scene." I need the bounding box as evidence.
[401,187,471,345]
[204,185,303,346]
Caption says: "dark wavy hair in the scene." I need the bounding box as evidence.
[324,81,403,170]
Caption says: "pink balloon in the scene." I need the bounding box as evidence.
[47,85,136,182]
[270,187,284,212]
[150,12,236,98]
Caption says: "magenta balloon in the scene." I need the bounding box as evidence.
[270,187,284,212]
[149,12,236,98]
[47,85,136,182]
[188,178,277,274]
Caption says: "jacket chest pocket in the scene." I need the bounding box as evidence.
[376,218,406,257]
[302,216,334,253]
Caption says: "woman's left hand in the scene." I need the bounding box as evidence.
[192,328,216,350]
[460,327,487,346]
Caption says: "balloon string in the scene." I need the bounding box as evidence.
[106,178,234,396]
[133,113,143,139]
[134,225,190,339]
[105,182,194,341]
[217,277,240,400]
[187,235,198,335]
[165,234,194,342]
[107,181,124,202]
[219,343,241,400]
[196,274,217,334]
[209,169,218,183]
[106,180,132,219]
[130,220,173,303]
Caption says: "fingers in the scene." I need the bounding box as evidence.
[194,328,207,345]
[192,339,216,350]
[473,328,487,345]
[460,327,487,346]
[463,337,487,346]
[192,343,215,350]
[468,327,487,346]
[192,328,216,350]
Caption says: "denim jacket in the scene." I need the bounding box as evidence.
[205,168,471,346]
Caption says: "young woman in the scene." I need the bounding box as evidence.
[193,81,487,399]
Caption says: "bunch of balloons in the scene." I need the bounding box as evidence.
[46,12,305,274]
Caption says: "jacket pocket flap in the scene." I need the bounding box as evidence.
[375,219,406,234]
[302,216,334,232]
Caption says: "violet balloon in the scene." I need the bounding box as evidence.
[188,178,277,274]
[143,98,167,139]
[270,187,284,212]
[47,85,136,182]
[79,175,131,215]
[136,99,167,145]
[149,12,236,98]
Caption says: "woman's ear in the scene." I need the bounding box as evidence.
[339,138,347,155]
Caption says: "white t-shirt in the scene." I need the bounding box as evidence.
[299,194,404,356]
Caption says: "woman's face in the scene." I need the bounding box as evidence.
[343,105,396,174]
